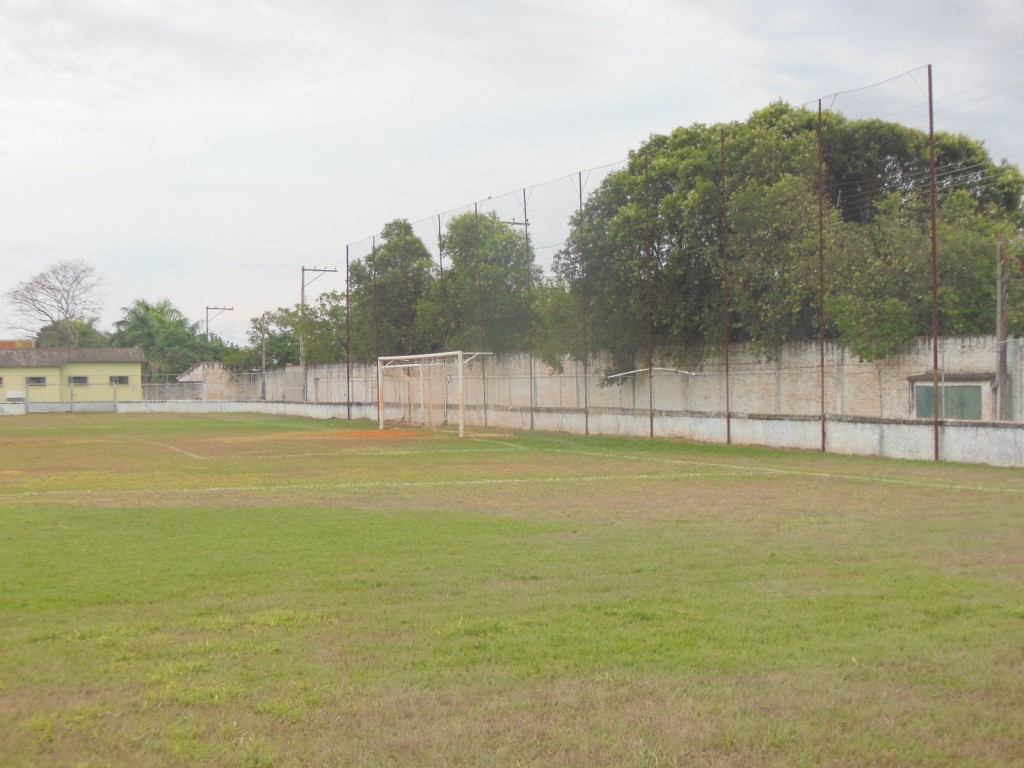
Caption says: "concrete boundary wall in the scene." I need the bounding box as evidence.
[195,336,1024,424]
[18,335,1021,467]
[26,402,117,414]
[118,399,378,422]
[114,399,1024,468]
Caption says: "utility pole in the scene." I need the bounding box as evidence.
[300,266,338,402]
[205,306,233,342]
[927,64,940,461]
[345,246,352,421]
[578,170,590,436]
[299,266,338,367]
[644,152,655,439]
[261,311,268,401]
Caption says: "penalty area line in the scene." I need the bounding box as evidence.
[127,438,204,460]
[549,448,1024,496]
[240,443,530,460]
[2,470,751,500]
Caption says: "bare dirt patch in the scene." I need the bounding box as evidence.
[300,429,430,440]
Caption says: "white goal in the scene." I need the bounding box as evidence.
[377,351,489,437]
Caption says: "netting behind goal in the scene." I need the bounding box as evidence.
[377,352,487,437]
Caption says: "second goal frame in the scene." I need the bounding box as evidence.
[377,351,490,438]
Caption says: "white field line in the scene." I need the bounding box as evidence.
[125,444,527,461]
[2,471,757,499]
[116,438,524,463]
[550,448,1024,496]
[6,440,1019,499]
[242,444,528,460]
[127,439,205,460]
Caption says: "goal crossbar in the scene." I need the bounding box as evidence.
[377,351,491,437]
[379,351,490,367]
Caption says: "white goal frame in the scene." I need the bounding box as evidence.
[377,351,490,438]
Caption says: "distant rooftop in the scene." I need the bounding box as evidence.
[0,348,146,367]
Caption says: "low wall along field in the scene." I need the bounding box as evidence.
[128,336,1024,468]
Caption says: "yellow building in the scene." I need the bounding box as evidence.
[0,348,146,412]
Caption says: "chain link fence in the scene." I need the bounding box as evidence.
[125,67,1023,463]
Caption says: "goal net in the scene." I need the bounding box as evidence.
[377,351,488,437]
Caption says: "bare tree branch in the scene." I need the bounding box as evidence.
[3,259,106,336]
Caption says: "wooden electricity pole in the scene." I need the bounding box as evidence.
[205,306,233,342]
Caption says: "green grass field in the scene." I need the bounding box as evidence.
[1,413,1022,767]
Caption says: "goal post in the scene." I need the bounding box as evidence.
[377,351,490,437]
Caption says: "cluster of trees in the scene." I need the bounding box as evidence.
[554,103,1024,366]
[227,212,541,372]
[2,261,236,374]
[274,103,1024,371]
[6,103,1023,375]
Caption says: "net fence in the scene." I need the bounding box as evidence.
[157,68,1024,452]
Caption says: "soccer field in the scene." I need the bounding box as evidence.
[1,413,1022,767]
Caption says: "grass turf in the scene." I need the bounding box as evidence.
[1,412,1023,766]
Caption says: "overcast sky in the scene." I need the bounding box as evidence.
[2,0,1022,345]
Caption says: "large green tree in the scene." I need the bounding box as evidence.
[35,319,109,349]
[716,106,823,354]
[556,102,1023,367]
[441,211,540,353]
[241,293,347,370]
[347,220,437,362]
[239,308,300,370]
[554,136,726,372]
[823,119,1024,226]
[828,189,1023,360]
[558,111,811,370]
[728,174,838,352]
[302,292,349,365]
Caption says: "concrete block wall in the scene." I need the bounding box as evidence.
[117,335,1023,467]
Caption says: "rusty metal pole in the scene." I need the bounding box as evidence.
[474,203,488,429]
[345,245,352,421]
[400,227,413,355]
[928,64,941,461]
[579,171,590,436]
[996,239,1009,420]
[644,153,655,439]
[721,128,732,445]
[524,187,535,431]
[438,215,446,351]
[474,203,485,351]
[371,237,380,362]
[817,100,827,453]
[299,268,306,369]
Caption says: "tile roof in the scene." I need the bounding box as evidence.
[0,348,147,367]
